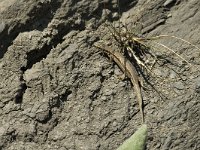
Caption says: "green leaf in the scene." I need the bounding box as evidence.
[116,124,147,150]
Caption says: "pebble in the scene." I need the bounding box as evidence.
[164,0,176,7]
[169,70,176,79]
[0,21,5,33]
[173,81,185,90]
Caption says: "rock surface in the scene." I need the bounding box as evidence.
[0,0,199,149]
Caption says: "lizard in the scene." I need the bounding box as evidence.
[94,42,144,123]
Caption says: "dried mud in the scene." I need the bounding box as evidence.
[0,0,199,149]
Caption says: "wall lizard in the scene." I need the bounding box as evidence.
[94,42,144,123]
